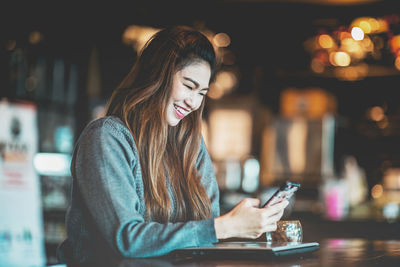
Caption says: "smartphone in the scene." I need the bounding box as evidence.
[261,181,300,208]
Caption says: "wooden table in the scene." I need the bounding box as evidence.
[95,239,400,267]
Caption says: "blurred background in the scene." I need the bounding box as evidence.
[1,0,400,265]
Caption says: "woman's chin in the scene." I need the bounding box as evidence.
[167,118,181,127]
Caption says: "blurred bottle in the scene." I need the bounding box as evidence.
[342,156,368,207]
[377,168,400,222]
[321,176,349,221]
[241,156,260,194]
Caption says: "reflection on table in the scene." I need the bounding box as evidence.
[70,239,400,267]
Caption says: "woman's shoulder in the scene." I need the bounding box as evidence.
[84,115,129,134]
[78,115,134,144]
[75,116,139,157]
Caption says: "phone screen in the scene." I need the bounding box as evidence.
[262,181,300,208]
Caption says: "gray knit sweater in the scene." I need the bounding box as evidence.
[57,116,220,263]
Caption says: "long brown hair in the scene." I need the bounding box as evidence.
[106,25,217,223]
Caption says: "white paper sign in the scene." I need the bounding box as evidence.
[0,100,46,267]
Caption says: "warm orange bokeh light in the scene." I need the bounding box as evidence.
[333,64,368,81]
[306,15,397,82]
[367,18,380,32]
[351,17,388,34]
[332,51,351,66]
[359,21,371,34]
[377,117,389,129]
[361,36,374,52]
[371,184,383,199]
[341,37,365,59]
[208,71,238,99]
[122,25,159,51]
[369,106,385,121]
[395,57,400,71]
[318,34,334,49]
[339,31,352,40]
[391,35,400,54]
[280,88,336,119]
[311,58,325,73]
[213,32,231,48]
[29,31,43,44]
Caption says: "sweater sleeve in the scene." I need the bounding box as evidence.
[73,120,218,258]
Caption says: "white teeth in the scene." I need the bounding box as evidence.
[174,105,186,115]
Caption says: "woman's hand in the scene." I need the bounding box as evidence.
[214,198,289,240]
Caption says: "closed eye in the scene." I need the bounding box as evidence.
[183,77,208,96]
[184,84,193,90]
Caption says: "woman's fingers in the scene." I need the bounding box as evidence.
[216,198,290,240]
[258,200,287,233]
[270,208,285,222]
[262,200,289,216]
[269,199,289,209]
[240,198,260,208]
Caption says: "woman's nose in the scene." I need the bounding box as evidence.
[184,93,196,110]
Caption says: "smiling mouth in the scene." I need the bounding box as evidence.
[174,104,189,119]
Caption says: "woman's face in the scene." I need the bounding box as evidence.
[166,61,211,126]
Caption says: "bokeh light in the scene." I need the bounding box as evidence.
[122,25,159,51]
[341,37,365,59]
[390,35,400,54]
[395,57,400,71]
[351,17,388,34]
[29,31,43,45]
[213,32,231,48]
[311,58,325,73]
[351,27,364,41]
[369,106,385,121]
[371,184,383,199]
[209,71,238,99]
[306,15,399,81]
[377,116,389,129]
[331,51,351,66]
[318,34,334,49]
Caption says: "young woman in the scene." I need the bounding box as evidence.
[57,25,288,263]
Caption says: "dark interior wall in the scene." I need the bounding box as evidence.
[1,0,400,185]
